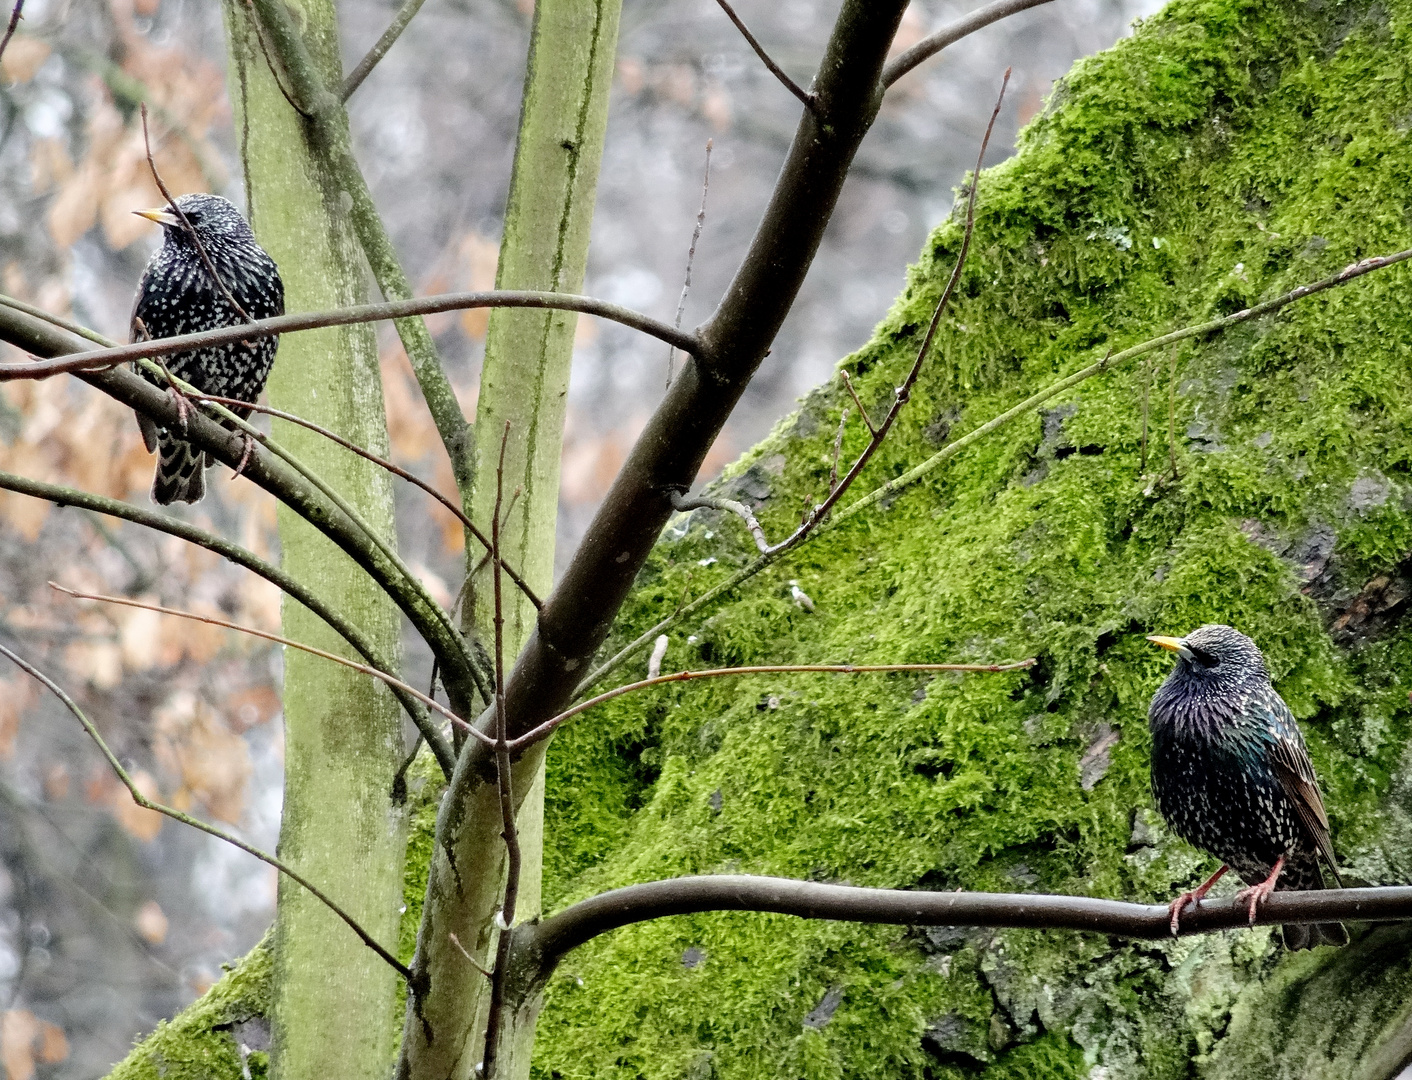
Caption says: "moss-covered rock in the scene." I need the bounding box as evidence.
[106,936,273,1080]
[535,0,1412,1075]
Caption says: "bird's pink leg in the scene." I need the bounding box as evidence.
[1168,865,1229,936]
[1233,855,1286,925]
[231,433,255,479]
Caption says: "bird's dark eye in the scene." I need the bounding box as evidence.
[1188,646,1218,667]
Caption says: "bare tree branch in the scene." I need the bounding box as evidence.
[668,139,713,387]
[713,0,815,111]
[477,0,914,756]
[670,490,769,553]
[140,103,254,324]
[578,244,1412,691]
[0,289,700,381]
[0,302,487,719]
[517,874,1412,984]
[0,0,23,67]
[881,0,1057,88]
[0,640,414,982]
[50,583,496,750]
[134,356,482,701]
[510,659,1035,751]
[341,0,429,100]
[0,467,454,776]
[481,425,521,1080]
[192,393,542,610]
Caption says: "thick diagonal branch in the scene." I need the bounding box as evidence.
[483,0,910,752]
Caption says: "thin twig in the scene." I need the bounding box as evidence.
[190,392,541,610]
[829,408,848,492]
[49,583,494,749]
[1167,343,1179,480]
[341,0,429,100]
[242,0,313,117]
[483,422,521,1080]
[669,139,713,388]
[448,932,493,979]
[0,0,23,68]
[881,0,1056,87]
[670,490,769,553]
[714,0,814,110]
[579,243,1412,696]
[761,70,1010,557]
[0,466,452,775]
[514,659,1033,751]
[139,105,254,324]
[0,288,701,381]
[0,641,413,982]
[1139,353,1151,474]
[839,370,876,434]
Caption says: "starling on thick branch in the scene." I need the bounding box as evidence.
[130,193,283,505]
[1147,624,1348,950]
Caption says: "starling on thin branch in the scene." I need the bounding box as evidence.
[130,193,283,505]
[1147,624,1348,950]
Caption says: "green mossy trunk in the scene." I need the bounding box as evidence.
[532,0,1412,1076]
[228,4,407,1079]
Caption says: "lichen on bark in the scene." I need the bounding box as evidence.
[533,0,1412,1075]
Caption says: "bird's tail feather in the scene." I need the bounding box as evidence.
[1281,921,1349,950]
[152,432,207,505]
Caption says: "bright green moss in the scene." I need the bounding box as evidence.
[537,0,1412,1074]
[106,936,273,1080]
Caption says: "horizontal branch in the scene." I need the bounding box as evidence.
[0,301,486,718]
[881,0,1056,87]
[0,640,413,982]
[0,289,701,381]
[579,245,1412,691]
[510,659,1034,750]
[0,467,454,777]
[522,873,1412,977]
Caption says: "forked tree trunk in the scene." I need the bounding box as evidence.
[400,2,622,1076]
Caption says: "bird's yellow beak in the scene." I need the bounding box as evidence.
[133,207,181,227]
[1147,635,1194,661]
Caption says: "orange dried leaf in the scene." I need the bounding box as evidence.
[1,1009,39,1080]
[1,38,51,85]
[133,899,168,945]
[153,693,251,824]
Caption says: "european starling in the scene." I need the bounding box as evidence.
[130,193,283,505]
[1147,624,1347,950]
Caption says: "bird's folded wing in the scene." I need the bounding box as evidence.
[1269,734,1343,886]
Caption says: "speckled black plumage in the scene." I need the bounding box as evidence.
[1148,624,1347,950]
[131,193,283,504]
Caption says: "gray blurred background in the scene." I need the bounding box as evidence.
[0,0,1161,1073]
